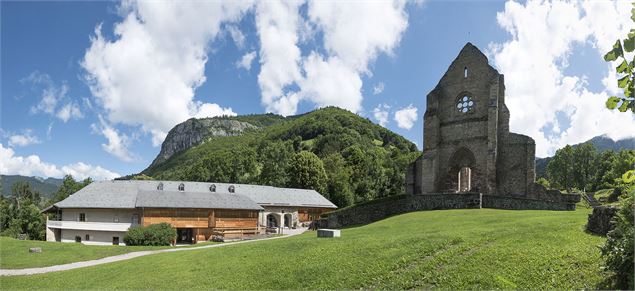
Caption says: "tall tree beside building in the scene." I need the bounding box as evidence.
[322,153,354,207]
[1,182,46,240]
[257,141,294,187]
[289,151,328,196]
[572,143,597,191]
[547,145,575,191]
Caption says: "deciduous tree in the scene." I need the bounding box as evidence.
[289,151,327,194]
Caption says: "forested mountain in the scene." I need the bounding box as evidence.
[140,107,420,207]
[0,175,62,198]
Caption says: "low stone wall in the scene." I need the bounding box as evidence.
[482,195,576,211]
[321,193,481,228]
[586,206,618,235]
[321,192,580,229]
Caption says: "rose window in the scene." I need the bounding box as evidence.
[456,96,474,113]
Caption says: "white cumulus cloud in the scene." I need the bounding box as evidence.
[8,129,41,147]
[256,0,411,116]
[56,102,83,123]
[236,51,257,71]
[91,116,135,162]
[82,1,251,147]
[256,0,304,116]
[373,82,385,95]
[394,104,418,129]
[373,103,390,126]
[227,25,246,49]
[490,0,635,157]
[22,71,83,123]
[0,143,119,180]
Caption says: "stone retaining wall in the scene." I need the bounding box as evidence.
[482,195,576,211]
[586,206,618,235]
[321,193,481,228]
[321,192,579,229]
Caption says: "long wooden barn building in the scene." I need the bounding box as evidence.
[44,180,336,245]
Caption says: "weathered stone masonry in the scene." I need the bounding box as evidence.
[406,43,579,207]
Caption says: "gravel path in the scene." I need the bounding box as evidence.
[1,228,307,277]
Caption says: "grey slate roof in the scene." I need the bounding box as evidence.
[136,190,262,210]
[54,180,337,209]
[55,181,138,209]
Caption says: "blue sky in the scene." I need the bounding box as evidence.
[1,0,634,180]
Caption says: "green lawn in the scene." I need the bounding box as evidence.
[0,237,217,269]
[1,208,607,290]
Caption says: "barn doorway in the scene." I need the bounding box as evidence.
[176,228,193,244]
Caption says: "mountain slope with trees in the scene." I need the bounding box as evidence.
[0,175,62,198]
[141,107,420,208]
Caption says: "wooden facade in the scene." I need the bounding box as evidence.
[141,208,260,242]
[297,208,329,222]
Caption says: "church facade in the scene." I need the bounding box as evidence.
[406,43,579,205]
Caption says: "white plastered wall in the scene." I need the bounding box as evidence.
[61,208,138,223]
[61,229,128,246]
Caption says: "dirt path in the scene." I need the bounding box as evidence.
[1,228,307,277]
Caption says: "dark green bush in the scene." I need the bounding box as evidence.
[124,223,176,246]
[600,182,634,290]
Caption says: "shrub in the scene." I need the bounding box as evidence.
[600,172,634,290]
[124,223,176,246]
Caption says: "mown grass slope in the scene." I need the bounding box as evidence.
[0,237,217,269]
[1,208,606,290]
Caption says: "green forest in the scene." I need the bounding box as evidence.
[544,143,634,197]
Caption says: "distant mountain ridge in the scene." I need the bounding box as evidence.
[578,135,635,152]
[535,135,635,178]
[0,175,62,197]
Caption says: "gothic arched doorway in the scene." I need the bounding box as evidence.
[448,147,476,192]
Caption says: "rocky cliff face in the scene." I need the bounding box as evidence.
[149,118,257,168]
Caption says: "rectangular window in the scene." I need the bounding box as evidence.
[85,234,90,241]
[79,213,86,222]
[132,214,139,225]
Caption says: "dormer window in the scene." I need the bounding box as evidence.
[209,184,216,192]
[228,185,235,193]
[178,183,185,191]
[157,182,163,191]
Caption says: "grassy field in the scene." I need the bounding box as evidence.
[0,237,217,269]
[1,208,607,290]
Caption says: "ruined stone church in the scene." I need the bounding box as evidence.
[406,43,578,206]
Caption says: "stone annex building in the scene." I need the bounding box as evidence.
[406,43,579,206]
